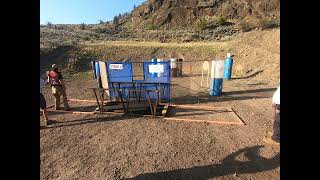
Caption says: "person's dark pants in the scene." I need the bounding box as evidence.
[272,105,280,142]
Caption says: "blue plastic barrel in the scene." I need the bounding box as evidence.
[224,57,233,80]
[209,79,214,96]
[210,78,223,96]
[95,61,102,88]
[91,61,97,78]
[151,59,157,78]
[213,78,223,96]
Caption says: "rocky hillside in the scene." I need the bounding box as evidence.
[125,0,279,29]
[40,0,279,47]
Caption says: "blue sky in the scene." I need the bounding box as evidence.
[40,0,146,24]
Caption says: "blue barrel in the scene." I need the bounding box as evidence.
[91,61,97,79]
[209,79,214,96]
[210,78,223,96]
[95,61,102,88]
[223,57,233,80]
[213,78,223,96]
[151,59,157,78]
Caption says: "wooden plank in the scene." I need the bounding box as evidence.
[230,108,246,125]
[130,113,157,118]
[165,104,230,110]
[46,104,56,109]
[163,117,243,125]
[42,109,162,118]
[99,61,110,97]
[45,109,124,115]
[68,99,99,103]
[46,101,64,109]
[162,105,245,125]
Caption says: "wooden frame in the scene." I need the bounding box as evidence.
[42,98,168,118]
[42,99,245,125]
[46,109,124,115]
[162,104,246,125]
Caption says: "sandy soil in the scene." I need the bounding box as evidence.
[40,28,280,180]
[40,75,280,180]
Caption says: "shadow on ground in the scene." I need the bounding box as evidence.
[232,70,264,80]
[223,88,276,95]
[40,114,141,130]
[125,145,279,180]
[171,87,276,105]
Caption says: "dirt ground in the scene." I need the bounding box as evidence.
[40,73,280,180]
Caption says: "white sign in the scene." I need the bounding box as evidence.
[149,64,164,73]
[109,64,123,70]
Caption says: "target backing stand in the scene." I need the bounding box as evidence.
[41,98,245,125]
[41,60,245,126]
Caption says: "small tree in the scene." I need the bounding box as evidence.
[133,4,137,9]
[123,12,129,17]
[80,23,86,30]
[99,20,104,24]
[47,21,53,28]
[113,16,119,29]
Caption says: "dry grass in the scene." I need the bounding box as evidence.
[83,40,229,48]
[41,28,279,85]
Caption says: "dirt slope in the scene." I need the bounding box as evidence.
[40,28,279,85]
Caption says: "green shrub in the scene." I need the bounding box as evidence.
[258,18,277,30]
[195,18,208,31]
[151,48,158,58]
[239,20,254,32]
[144,24,156,30]
[113,16,119,29]
[47,21,53,28]
[80,23,86,30]
[216,17,226,25]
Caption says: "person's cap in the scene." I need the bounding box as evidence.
[51,64,57,69]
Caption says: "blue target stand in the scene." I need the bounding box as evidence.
[210,60,224,96]
[223,53,233,80]
[91,60,171,117]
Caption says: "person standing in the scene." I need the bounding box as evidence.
[47,64,70,111]
[40,77,49,126]
[264,85,280,145]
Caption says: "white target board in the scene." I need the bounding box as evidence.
[211,60,224,79]
[109,64,123,70]
[149,64,164,73]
